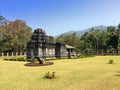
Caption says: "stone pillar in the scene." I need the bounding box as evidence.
[38,48,42,57]
[112,51,115,55]
[107,50,109,55]
[20,52,22,56]
[47,48,49,57]
[52,48,54,56]
[50,49,52,56]
[46,48,48,57]
[11,52,13,56]
[87,51,89,55]
[2,52,4,57]
[16,52,18,56]
[102,50,104,55]
[7,52,9,57]
[118,50,120,54]
[24,52,26,56]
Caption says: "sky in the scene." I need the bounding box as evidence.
[0,0,120,36]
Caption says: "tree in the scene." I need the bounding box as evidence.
[0,17,32,52]
[6,19,32,52]
[106,26,118,52]
[107,26,116,33]
[48,36,56,43]
[117,24,120,52]
[56,33,80,48]
[0,15,5,23]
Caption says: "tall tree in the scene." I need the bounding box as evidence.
[56,33,80,48]
[106,26,118,52]
[6,19,32,52]
[0,17,32,52]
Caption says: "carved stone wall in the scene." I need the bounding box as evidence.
[27,28,67,59]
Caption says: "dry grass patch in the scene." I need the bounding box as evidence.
[0,56,120,90]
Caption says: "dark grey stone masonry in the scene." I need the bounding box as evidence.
[27,28,67,59]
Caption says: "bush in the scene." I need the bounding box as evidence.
[44,72,50,78]
[4,57,26,61]
[77,54,95,59]
[108,59,114,64]
[44,71,55,79]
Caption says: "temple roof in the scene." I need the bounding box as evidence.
[34,28,46,35]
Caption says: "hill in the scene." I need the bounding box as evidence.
[55,25,107,38]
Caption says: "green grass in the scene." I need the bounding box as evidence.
[0,56,120,90]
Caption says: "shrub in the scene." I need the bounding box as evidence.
[77,55,85,58]
[44,71,55,79]
[4,57,26,61]
[44,72,50,78]
[108,59,114,64]
[77,54,95,59]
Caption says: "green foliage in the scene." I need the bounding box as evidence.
[77,54,95,58]
[77,55,86,58]
[44,72,50,78]
[56,33,80,48]
[108,59,114,64]
[0,16,32,52]
[44,71,56,79]
[4,57,26,61]
[79,25,120,54]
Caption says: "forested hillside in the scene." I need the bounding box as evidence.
[57,24,120,54]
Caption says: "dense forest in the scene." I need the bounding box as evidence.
[57,24,120,54]
[1,15,120,54]
[0,16,32,52]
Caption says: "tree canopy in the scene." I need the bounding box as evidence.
[56,24,120,54]
[0,15,32,52]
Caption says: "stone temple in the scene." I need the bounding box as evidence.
[27,28,74,59]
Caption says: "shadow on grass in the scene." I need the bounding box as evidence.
[114,74,120,77]
[114,71,120,77]
[24,62,54,67]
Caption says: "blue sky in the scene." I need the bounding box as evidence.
[0,0,120,36]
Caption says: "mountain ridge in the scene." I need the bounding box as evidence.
[54,25,107,38]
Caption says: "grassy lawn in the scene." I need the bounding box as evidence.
[0,56,120,90]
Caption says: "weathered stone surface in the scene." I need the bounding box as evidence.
[27,28,67,59]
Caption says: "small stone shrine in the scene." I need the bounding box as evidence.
[26,28,67,59]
